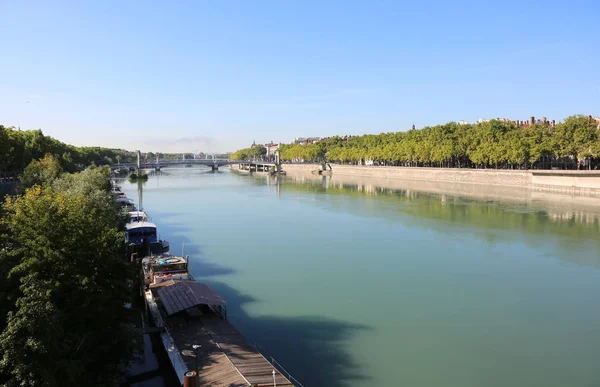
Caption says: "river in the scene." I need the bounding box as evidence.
[122,167,600,387]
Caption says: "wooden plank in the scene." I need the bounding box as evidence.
[158,289,293,387]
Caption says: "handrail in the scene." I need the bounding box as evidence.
[250,341,305,387]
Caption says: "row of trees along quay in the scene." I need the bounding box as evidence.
[232,115,600,170]
[0,154,137,386]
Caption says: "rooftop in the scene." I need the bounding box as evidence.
[150,281,294,386]
[126,221,157,230]
[158,282,226,315]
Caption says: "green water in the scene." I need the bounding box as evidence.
[123,168,600,387]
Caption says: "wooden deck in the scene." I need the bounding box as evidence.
[152,288,293,386]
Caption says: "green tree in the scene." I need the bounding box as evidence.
[20,154,64,189]
[253,145,267,158]
[0,168,134,386]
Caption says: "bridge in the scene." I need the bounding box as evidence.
[110,158,279,172]
[110,158,234,171]
[110,151,282,172]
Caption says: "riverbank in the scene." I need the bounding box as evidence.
[281,164,600,197]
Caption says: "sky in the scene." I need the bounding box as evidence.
[1,0,599,153]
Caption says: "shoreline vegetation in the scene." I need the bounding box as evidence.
[127,171,149,181]
[0,154,136,386]
[231,115,600,170]
[0,125,138,178]
[0,125,196,179]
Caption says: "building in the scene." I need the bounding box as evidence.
[475,116,557,128]
[292,137,321,145]
[512,116,556,128]
[264,142,279,158]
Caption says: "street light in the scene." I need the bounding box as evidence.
[192,345,201,385]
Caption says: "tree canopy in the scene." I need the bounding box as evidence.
[0,164,134,386]
[230,145,268,161]
[19,154,64,189]
[0,125,137,177]
[233,115,600,169]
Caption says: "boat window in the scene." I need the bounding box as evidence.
[127,231,157,238]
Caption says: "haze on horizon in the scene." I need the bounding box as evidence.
[1,0,598,154]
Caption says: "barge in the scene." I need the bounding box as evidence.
[142,254,293,386]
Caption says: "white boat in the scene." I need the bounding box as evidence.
[128,210,149,223]
[115,197,136,211]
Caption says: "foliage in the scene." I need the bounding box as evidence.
[230,145,268,161]
[19,154,64,190]
[0,166,134,386]
[127,171,149,181]
[0,125,137,176]
[235,115,600,169]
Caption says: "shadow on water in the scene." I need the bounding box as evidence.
[148,211,371,387]
[210,282,372,387]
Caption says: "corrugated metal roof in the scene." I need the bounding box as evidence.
[157,282,226,316]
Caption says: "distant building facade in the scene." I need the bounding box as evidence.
[475,116,557,128]
[292,137,321,145]
[265,142,279,158]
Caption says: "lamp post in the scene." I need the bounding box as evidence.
[193,345,201,385]
[181,345,201,387]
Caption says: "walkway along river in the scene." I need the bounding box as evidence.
[122,167,600,387]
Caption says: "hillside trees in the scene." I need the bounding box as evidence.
[0,125,137,176]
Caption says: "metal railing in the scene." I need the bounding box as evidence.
[250,340,305,387]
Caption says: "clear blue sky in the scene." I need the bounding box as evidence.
[1,0,599,153]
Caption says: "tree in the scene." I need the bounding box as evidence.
[231,115,600,170]
[0,168,134,386]
[253,145,267,158]
[20,154,64,189]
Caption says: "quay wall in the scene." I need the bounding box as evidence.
[281,164,600,197]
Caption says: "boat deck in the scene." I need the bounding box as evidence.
[148,282,293,386]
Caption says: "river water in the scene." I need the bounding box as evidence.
[122,167,600,387]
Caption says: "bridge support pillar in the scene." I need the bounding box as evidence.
[211,165,218,172]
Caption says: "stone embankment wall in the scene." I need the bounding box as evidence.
[281,164,600,196]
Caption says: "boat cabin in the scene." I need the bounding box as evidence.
[142,255,189,286]
[126,221,169,257]
[128,211,149,223]
[115,197,136,211]
[126,221,158,244]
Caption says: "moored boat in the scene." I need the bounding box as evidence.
[116,197,136,211]
[126,221,169,257]
[128,210,149,223]
[141,254,293,386]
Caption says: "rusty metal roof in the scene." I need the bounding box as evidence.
[157,282,226,316]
